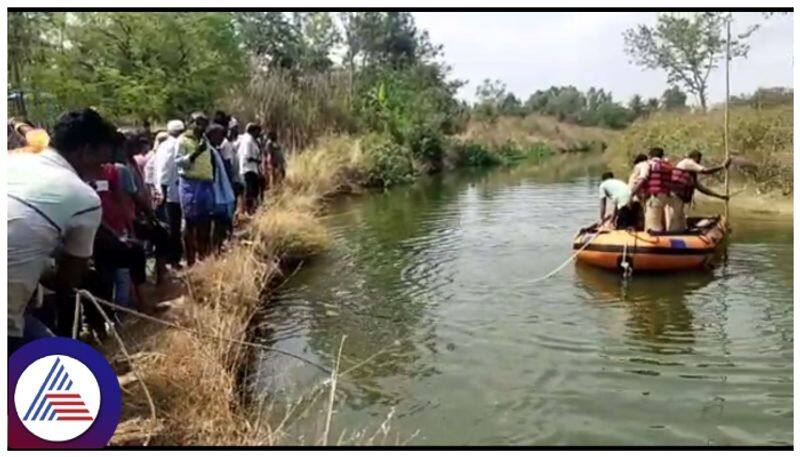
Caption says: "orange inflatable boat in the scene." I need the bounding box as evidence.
[573,216,728,272]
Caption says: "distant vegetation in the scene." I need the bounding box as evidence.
[606,101,793,194]
[470,80,694,130]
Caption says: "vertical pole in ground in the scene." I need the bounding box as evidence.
[724,17,731,222]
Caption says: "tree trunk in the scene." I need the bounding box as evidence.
[698,89,707,112]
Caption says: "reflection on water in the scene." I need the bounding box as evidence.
[251,160,793,446]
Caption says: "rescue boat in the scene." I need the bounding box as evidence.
[573,216,728,272]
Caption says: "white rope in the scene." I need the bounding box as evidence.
[525,229,603,284]
[73,289,333,375]
[72,292,82,339]
[78,291,157,446]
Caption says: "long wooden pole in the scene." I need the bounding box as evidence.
[724,18,731,221]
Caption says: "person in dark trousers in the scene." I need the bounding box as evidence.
[154,120,185,268]
[598,172,635,229]
[206,123,236,253]
[237,123,262,215]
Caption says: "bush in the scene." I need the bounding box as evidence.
[607,104,792,193]
[361,134,416,188]
[448,141,500,167]
[406,125,446,171]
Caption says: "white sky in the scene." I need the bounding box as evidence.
[412,11,794,106]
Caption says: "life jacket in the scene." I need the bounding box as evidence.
[670,166,696,203]
[644,158,673,196]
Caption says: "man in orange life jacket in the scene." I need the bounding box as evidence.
[668,150,731,231]
[631,147,673,232]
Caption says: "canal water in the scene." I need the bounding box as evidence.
[251,158,793,446]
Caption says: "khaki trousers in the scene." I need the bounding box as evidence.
[666,194,687,232]
[644,193,670,232]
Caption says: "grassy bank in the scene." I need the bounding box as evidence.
[103,136,430,445]
[604,104,793,215]
[462,114,616,154]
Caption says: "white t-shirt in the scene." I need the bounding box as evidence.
[7,148,102,337]
[153,135,181,203]
[599,178,632,209]
[237,133,261,176]
[219,138,235,161]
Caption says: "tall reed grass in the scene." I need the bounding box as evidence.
[222,69,357,151]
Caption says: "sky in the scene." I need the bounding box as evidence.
[412,12,794,107]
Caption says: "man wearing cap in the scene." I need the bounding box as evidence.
[154,119,185,267]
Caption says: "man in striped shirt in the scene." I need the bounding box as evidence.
[8,108,117,352]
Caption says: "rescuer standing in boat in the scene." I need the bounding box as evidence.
[630,147,672,232]
[668,150,731,231]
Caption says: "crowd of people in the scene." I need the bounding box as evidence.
[598,147,731,232]
[8,108,286,352]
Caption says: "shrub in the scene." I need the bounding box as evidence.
[406,125,446,171]
[361,134,416,188]
[607,104,792,193]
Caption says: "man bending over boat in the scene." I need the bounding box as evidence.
[598,172,635,230]
[668,150,731,232]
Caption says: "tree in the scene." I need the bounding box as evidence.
[500,93,524,116]
[731,87,793,109]
[474,78,507,122]
[546,86,585,122]
[22,12,247,122]
[341,12,438,70]
[234,12,304,70]
[645,97,660,113]
[292,12,341,71]
[624,12,759,111]
[628,94,645,118]
[661,86,688,110]
[595,102,634,129]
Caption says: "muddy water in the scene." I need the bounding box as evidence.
[251,159,793,446]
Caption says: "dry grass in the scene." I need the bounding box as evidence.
[283,136,366,197]
[462,114,616,152]
[102,135,385,446]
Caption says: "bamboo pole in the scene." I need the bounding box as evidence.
[724,18,731,221]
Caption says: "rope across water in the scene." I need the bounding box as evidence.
[524,229,603,284]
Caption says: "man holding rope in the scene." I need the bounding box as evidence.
[8,108,117,353]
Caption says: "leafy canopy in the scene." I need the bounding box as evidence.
[623,12,758,110]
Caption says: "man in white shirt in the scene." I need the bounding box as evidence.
[153,120,185,266]
[237,123,262,214]
[598,172,634,229]
[668,150,731,231]
[8,108,117,351]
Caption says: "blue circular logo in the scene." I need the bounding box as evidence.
[9,338,121,449]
